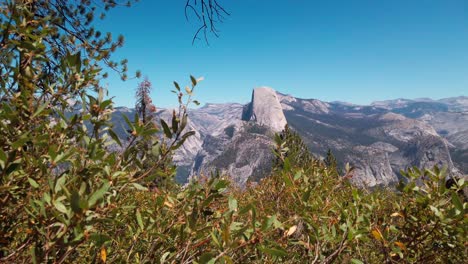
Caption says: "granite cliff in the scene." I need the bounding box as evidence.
[111,89,467,187]
[189,87,286,184]
[242,87,287,132]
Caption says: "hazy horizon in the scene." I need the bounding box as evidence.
[111,87,467,109]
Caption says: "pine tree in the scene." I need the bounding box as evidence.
[324,148,340,176]
[274,125,314,169]
[135,77,156,124]
[133,77,174,188]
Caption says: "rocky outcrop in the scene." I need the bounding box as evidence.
[187,87,287,185]
[369,97,468,174]
[281,96,460,186]
[350,144,396,187]
[190,124,274,186]
[110,90,465,187]
[189,89,460,187]
[242,87,287,132]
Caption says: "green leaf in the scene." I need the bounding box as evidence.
[182,131,196,139]
[53,200,68,214]
[122,114,134,132]
[18,41,36,51]
[89,233,111,247]
[43,192,51,204]
[294,171,302,180]
[5,162,20,175]
[180,114,188,132]
[108,129,122,146]
[228,196,238,212]
[55,175,67,193]
[352,189,359,202]
[71,191,81,213]
[210,232,221,247]
[281,172,293,187]
[259,246,287,257]
[66,51,81,71]
[100,99,112,109]
[190,75,197,86]
[32,102,48,118]
[283,158,291,172]
[0,149,6,169]
[28,177,39,188]
[160,119,172,138]
[351,259,364,264]
[262,215,277,231]
[140,128,158,137]
[136,209,144,230]
[88,181,110,207]
[214,179,229,191]
[172,112,179,133]
[239,204,254,215]
[53,152,69,164]
[152,143,161,156]
[451,192,463,212]
[273,217,283,229]
[457,178,465,187]
[302,188,311,202]
[173,81,181,91]
[30,246,37,264]
[132,183,148,191]
[198,252,214,264]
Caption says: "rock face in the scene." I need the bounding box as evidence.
[190,124,275,186]
[188,87,287,185]
[242,87,287,132]
[109,104,245,183]
[111,91,466,187]
[172,103,245,183]
[350,144,395,186]
[369,97,468,173]
[278,93,460,186]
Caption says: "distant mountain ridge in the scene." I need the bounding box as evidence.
[280,94,464,186]
[371,96,468,113]
[365,96,468,173]
[111,91,467,186]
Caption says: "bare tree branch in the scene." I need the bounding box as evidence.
[185,0,229,45]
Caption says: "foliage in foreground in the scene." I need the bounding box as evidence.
[2,117,466,263]
[95,135,467,263]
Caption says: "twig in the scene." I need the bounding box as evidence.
[0,238,32,262]
[324,230,348,264]
[185,0,229,44]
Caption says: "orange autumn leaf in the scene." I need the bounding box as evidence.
[371,229,383,241]
[395,241,406,251]
[164,200,174,208]
[100,247,107,263]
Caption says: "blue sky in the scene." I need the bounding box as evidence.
[99,0,468,108]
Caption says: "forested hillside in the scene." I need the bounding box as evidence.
[0,1,466,263]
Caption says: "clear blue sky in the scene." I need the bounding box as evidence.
[98,0,468,108]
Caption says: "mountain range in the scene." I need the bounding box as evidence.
[111,89,468,187]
